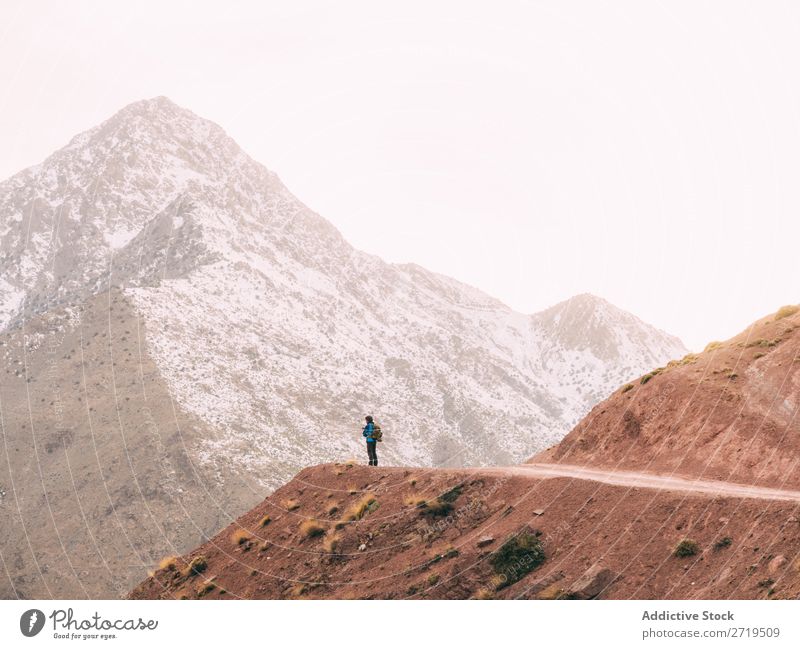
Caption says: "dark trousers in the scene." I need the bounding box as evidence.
[366,441,378,466]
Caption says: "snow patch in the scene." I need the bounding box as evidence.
[104,225,141,249]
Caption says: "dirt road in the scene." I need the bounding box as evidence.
[470,463,800,502]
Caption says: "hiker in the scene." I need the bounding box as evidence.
[362,415,381,466]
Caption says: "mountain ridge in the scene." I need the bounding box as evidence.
[0,96,688,482]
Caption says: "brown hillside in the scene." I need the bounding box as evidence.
[129,464,800,600]
[0,289,263,598]
[534,305,800,489]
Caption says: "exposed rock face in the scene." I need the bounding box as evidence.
[566,565,617,599]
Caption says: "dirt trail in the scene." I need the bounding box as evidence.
[468,463,800,502]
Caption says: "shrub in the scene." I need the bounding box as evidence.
[284,499,300,511]
[621,384,634,393]
[439,484,464,504]
[713,537,732,551]
[427,574,440,586]
[258,515,271,527]
[747,338,780,349]
[674,539,700,558]
[322,532,341,553]
[490,531,546,589]
[679,353,699,365]
[704,341,724,352]
[640,367,664,384]
[299,519,326,538]
[420,498,454,518]
[404,494,428,508]
[197,581,215,596]
[184,555,207,577]
[327,503,339,516]
[775,305,799,320]
[444,546,460,559]
[158,555,179,571]
[537,584,567,600]
[344,494,378,521]
[231,529,252,546]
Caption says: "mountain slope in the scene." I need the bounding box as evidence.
[533,304,800,489]
[0,291,260,599]
[128,463,800,600]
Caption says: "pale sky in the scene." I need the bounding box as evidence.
[1,0,799,351]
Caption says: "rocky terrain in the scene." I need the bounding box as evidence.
[128,463,800,600]
[0,97,686,598]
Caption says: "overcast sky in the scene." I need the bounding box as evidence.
[1,1,799,350]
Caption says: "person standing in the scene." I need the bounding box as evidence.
[362,415,379,466]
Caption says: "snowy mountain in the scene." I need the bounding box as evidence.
[1,97,687,486]
[0,97,688,597]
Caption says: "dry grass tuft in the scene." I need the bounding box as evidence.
[322,532,342,553]
[343,494,378,521]
[284,499,300,511]
[674,538,700,558]
[404,494,428,508]
[197,581,216,596]
[183,555,207,577]
[537,584,566,600]
[640,367,664,384]
[775,305,799,320]
[258,515,271,527]
[299,519,326,538]
[231,529,252,546]
[158,555,179,571]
